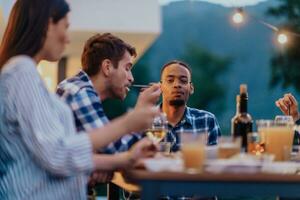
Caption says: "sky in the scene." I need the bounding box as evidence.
[159,0,268,7]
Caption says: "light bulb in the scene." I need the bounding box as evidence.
[232,12,244,24]
[277,33,288,45]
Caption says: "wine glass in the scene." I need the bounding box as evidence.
[145,113,168,143]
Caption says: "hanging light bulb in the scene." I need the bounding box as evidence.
[277,32,288,45]
[232,8,244,24]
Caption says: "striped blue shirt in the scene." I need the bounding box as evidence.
[57,70,141,153]
[0,56,94,200]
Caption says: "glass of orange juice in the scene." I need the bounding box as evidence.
[256,119,294,161]
[179,130,207,173]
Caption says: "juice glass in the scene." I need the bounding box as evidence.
[180,130,207,173]
[256,120,294,161]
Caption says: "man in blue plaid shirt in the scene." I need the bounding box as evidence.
[57,33,141,154]
[160,60,221,152]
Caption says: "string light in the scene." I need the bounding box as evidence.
[230,7,300,47]
[277,32,288,45]
[232,8,244,24]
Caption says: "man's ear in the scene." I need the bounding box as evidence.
[190,82,194,95]
[101,59,112,77]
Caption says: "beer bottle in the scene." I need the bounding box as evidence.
[231,84,253,151]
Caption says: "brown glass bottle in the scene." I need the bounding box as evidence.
[231,95,240,134]
[231,84,253,150]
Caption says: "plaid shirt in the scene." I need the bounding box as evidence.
[165,106,221,152]
[56,70,141,154]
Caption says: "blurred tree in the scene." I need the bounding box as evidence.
[267,0,300,91]
[181,43,231,115]
[102,99,126,119]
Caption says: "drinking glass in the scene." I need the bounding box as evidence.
[275,115,293,123]
[275,115,300,145]
[180,130,207,173]
[217,136,241,159]
[158,142,172,156]
[247,132,264,155]
[256,119,294,161]
[145,113,168,143]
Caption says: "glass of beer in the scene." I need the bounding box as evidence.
[146,113,168,143]
[218,136,241,159]
[256,119,294,161]
[180,130,207,173]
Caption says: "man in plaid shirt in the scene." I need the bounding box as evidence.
[56,34,145,197]
[160,60,221,152]
[57,33,141,154]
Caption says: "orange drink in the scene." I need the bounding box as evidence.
[218,136,241,159]
[181,143,205,170]
[257,120,294,161]
[180,131,207,173]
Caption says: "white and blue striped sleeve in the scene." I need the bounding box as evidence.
[6,57,94,177]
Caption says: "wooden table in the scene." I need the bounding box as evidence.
[107,172,140,200]
[120,170,300,200]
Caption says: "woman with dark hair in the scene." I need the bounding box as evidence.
[0,0,160,199]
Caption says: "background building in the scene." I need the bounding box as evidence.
[0,0,161,91]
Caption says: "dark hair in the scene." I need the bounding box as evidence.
[0,0,70,69]
[81,33,137,77]
[160,60,192,78]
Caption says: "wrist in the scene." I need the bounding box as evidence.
[294,112,300,123]
[121,152,135,169]
[121,111,132,134]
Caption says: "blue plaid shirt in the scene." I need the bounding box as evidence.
[56,70,141,154]
[165,106,221,152]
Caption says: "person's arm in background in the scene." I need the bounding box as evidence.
[87,137,157,186]
[64,87,142,153]
[92,138,157,171]
[87,84,161,151]
[275,93,300,123]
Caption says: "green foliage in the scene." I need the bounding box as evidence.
[267,0,300,92]
[180,43,231,115]
[102,99,126,120]
[132,61,153,85]
[267,0,300,25]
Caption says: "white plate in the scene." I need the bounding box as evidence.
[261,162,300,174]
[143,157,184,172]
[205,159,262,174]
